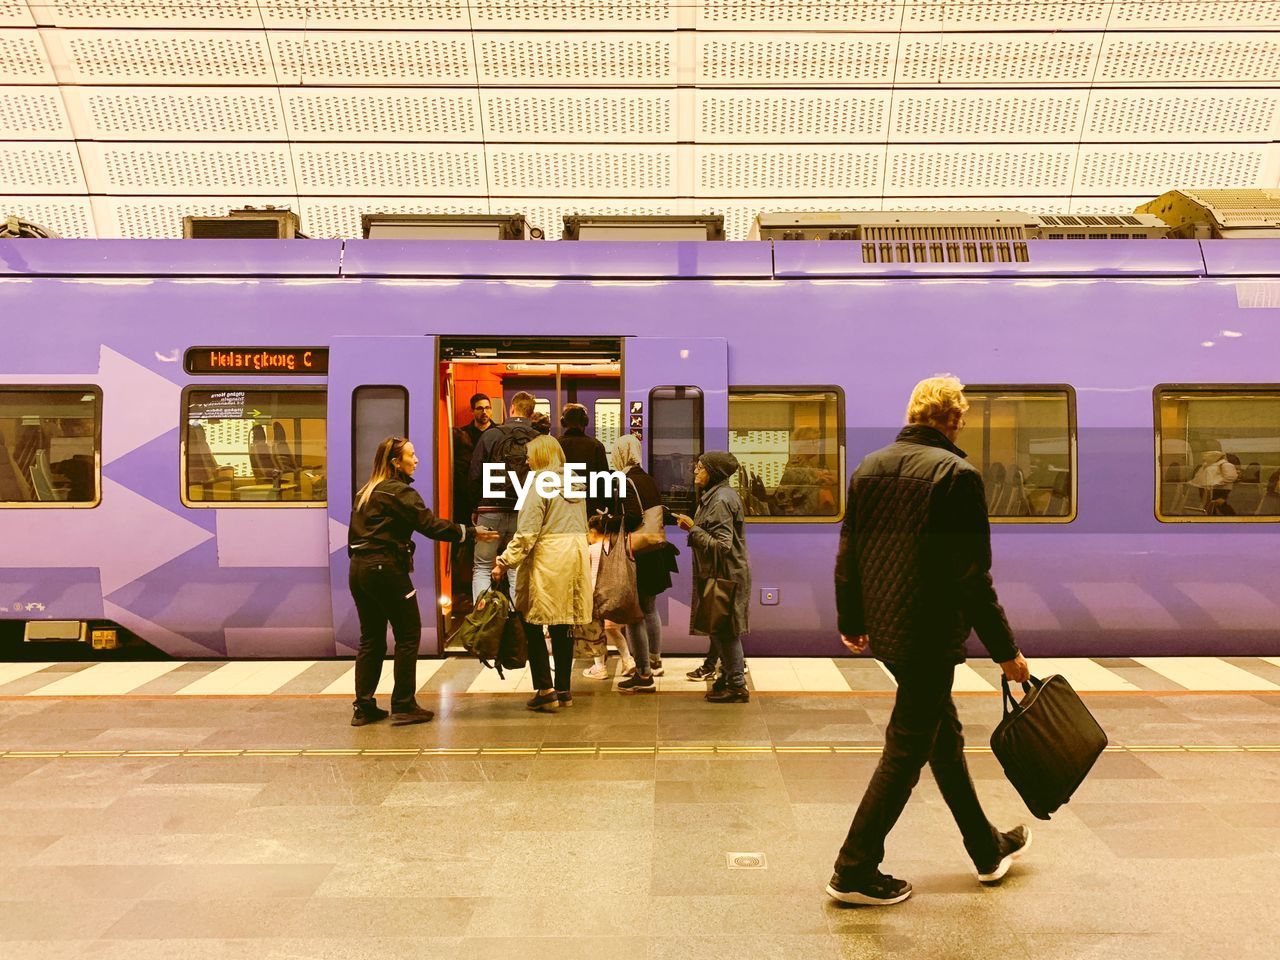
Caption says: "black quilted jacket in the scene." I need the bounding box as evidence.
[834,425,1018,666]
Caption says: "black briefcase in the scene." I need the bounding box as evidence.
[990,675,1108,821]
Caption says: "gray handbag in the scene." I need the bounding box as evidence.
[627,479,668,554]
[592,523,644,625]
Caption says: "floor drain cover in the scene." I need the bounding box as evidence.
[727,852,767,869]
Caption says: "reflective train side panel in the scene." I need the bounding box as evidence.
[1,238,1278,658]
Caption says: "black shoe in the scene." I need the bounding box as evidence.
[686,664,717,681]
[389,706,434,726]
[825,872,912,906]
[350,706,389,727]
[557,692,574,707]
[618,674,656,693]
[649,658,664,677]
[710,675,728,694]
[526,691,560,712]
[705,684,749,703]
[977,825,1032,884]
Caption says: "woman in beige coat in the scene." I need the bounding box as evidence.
[492,435,592,712]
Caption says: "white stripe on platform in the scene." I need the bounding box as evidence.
[1027,658,1137,692]
[654,657,705,691]
[741,659,800,691]
[176,661,314,696]
[0,662,56,688]
[874,661,995,691]
[1264,658,1280,671]
[793,658,853,692]
[466,665,535,693]
[1134,657,1280,692]
[321,659,447,697]
[29,661,184,696]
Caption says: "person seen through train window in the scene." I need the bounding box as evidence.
[492,435,593,712]
[1190,449,1238,516]
[347,436,497,727]
[673,450,752,703]
[827,374,1031,907]
[607,434,679,691]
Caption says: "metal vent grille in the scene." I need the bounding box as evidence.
[1108,2,1280,29]
[271,33,475,85]
[892,92,1085,142]
[477,35,675,85]
[69,89,285,140]
[82,144,294,194]
[904,2,1109,30]
[897,35,1099,84]
[484,91,674,141]
[0,198,93,237]
[58,31,274,84]
[0,29,54,82]
[1085,91,1280,142]
[301,197,488,240]
[698,0,899,28]
[295,146,486,194]
[699,147,882,197]
[488,147,676,196]
[1075,146,1271,193]
[713,200,867,243]
[285,90,481,141]
[473,0,674,29]
[262,0,468,30]
[0,87,72,139]
[1098,34,1280,84]
[726,852,767,869]
[888,147,1076,194]
[0,143,84,193]
[698,92,890,142]
[35,1,257,28]
[0,1,33,27]
[699,36,896,84]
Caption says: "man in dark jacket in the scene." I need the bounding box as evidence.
[451,393,493,610]
[470,391,539,602]
[557,403,611,514]
[827,375,1032,907]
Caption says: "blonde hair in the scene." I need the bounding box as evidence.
[526,434,566,473]
[906,374,969,427]
[354,436,408,512]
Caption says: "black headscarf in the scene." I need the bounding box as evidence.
[698,450,739,488]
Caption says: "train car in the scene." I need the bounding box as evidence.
[2,235,1279,660]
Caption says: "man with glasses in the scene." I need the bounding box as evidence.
[451,394,493,610]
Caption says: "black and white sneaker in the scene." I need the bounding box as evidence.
[977,825,1032,884]
[618,674,656,693]
[350,706,389,727]
[649,659,665,677]
[686,664,717,681]
[825,872,912,906]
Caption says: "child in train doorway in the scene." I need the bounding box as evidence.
[579,513,636,680]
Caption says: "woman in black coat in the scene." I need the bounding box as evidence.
[348,436,496,727]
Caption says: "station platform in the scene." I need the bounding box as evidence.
[0,658,1276,960]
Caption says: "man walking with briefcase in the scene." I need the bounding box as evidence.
[828,375,1032,906]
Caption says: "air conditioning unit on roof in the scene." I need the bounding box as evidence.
[361,213,536,240]
[561,215,724,241]
[1138,189,1280,239]
[183,206,300,239]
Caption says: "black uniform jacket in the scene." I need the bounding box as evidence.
[834,425,1018,667]
[349,471,466,573]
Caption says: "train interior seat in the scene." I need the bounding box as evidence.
[0,439,33,501]
[30,449,69,501]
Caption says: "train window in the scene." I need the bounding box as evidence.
[728,387,843,521]
[958,386,1075,522]
[649,385,703,517]
[353,385,408,500]
[594,398,621,449]
[182,387,326,507]
[0,387,101,507]
[1155,386,1280,522]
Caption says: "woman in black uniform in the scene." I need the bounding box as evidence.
[348,436,496,727]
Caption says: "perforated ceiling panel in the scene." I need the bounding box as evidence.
[2,4,1279,240]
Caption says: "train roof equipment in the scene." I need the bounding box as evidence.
[361,213,536,240]
[183,206,302,240]
[561,215,724,241]
[1137,189,1280,239]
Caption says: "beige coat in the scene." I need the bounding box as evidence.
[498,485,593,626]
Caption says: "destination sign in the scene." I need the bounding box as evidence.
[185,347,328,375]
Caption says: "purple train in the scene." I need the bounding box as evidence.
[2,236,1279,660]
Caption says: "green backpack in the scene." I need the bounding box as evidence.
[451,588,523,678]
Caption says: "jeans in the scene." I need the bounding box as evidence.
[472,509,519,603]
[833,662,1001,881]
[627,594,662,676]
[526,622,574,693]
[350,560,423,713]
[708,624,745,688]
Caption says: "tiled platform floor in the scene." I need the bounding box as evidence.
[1,675,1277,959]
[4,655,1280,698]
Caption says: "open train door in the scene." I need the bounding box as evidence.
[327,335,440,657]
[623,337,727,653]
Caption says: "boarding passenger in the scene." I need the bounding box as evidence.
[673,451,752,704]
[348,437,498,727]
[608,434,679,692]
[451,394,494,611]
[470,391,540,602]
[531,411,552,435]
[492,435,593,712]
[827,375,1031,907]
[557,403,611,514]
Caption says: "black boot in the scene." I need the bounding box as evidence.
[706,684,749,703]
[351,704,389,727]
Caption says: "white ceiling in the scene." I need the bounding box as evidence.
[2,1,1279,240]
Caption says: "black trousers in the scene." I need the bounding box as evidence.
[350,559,423,713]
[525,621,573,693]
[834,661,1001,881]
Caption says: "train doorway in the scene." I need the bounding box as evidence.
[437,337,623,648]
